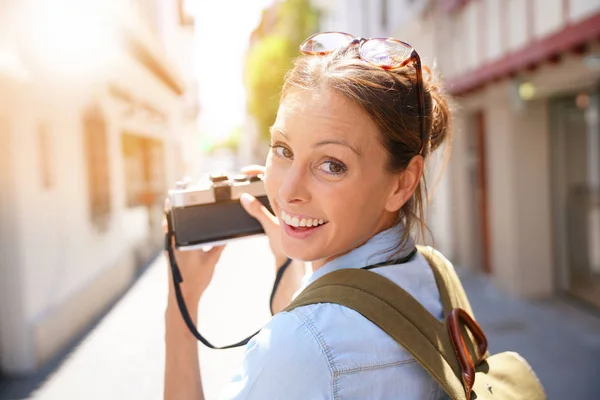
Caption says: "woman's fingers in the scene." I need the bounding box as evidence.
[240,193,278,232]
[241,165,266,176]
[240,164,275,229]
[204,245,226,263]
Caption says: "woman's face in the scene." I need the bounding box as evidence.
[265,88,411,268]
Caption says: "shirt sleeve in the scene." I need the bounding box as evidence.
[218,310,332,400]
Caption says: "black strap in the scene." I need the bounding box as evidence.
[166,209,417,348]
[361,247,418,270]
[165,210,293,349]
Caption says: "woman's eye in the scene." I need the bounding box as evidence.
[272,145,293,159]
[319,160,347,175]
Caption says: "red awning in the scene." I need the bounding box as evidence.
[447,12,600,96]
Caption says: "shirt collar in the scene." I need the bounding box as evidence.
[301,224,415,288]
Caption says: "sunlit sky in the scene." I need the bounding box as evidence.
[189,0,275,142]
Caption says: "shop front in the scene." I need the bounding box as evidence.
[551,86,600,308]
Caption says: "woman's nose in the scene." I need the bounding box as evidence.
[279,163,311,205]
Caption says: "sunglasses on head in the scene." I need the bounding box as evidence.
[300,32,427,155]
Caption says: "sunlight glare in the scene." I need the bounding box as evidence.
[24,0,121,78]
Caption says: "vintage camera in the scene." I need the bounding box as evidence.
[167,173,272,250]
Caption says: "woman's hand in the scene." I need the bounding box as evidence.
[163,199,225,304]
[239,165,288,268]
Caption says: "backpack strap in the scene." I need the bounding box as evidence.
[417,246,488,360]
[416,245,474,318]
[283,268,468,400]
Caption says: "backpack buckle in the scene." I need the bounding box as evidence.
[447,308,488,400]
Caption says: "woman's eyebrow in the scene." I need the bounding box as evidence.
[314,140,361,156]
[269,127,289,140]
[270,127,361,156]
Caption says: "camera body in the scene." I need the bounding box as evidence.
[168,173,272,250]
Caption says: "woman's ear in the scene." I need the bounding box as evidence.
[385,156,424,212]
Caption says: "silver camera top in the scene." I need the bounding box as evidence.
[168,173,266,208]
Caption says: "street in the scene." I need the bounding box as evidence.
[1,236,600,399]
[1,236,276,400]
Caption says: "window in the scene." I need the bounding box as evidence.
[122,133,165,208]
[83,104,111,229]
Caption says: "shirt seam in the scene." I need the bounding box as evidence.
[336,358,417,376]
[290,308,339,400]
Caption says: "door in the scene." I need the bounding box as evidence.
[466,111,492,273]
[551,90,600,309]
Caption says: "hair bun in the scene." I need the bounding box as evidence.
[423,66,452,154]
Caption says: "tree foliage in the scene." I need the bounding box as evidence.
[246,36,294,143]
[208,125,242,154]
[245,0,318,142]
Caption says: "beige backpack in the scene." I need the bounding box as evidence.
[284,246,546,400]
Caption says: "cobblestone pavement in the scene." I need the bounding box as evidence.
[1,237,599,399]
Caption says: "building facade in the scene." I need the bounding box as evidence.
[315,0,600,309]
[0,0,198,374]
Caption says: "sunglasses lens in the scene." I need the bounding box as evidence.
[359,39,412,68]
[300,32,354,55]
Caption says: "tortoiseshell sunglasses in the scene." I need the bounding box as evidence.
[300,31,427,155]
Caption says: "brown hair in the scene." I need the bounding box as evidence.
[281,45,452,250]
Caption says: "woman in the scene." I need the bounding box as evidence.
[164,32,451,399]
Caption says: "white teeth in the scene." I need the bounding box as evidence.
[281,210,327,228]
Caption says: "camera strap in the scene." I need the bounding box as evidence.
[164,210,416,348]
[164,210,293,349]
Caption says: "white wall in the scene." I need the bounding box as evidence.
[0,43,186,373]
[570,0,600,22]
[316,0,417,38]
[513,100,554,296]
[463,1,480,71]
[449,78,572,298]
[480,84,521,295]
[446,108,482,270]
[426,144,454,258]
[484,0,503,62]
[436,0,598,82]
[533,0,563,38]
[0,79,35,374]
[507,0,529,52]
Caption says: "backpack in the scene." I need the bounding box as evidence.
[283,246,546,400]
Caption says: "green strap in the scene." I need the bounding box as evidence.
[416,246,473,317]
[284,268,467,400]
[417,246,487,360]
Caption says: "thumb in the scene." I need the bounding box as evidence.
[240,193,278,229]
[204,244,226,264]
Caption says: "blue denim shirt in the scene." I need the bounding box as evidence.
[220,226,446,399]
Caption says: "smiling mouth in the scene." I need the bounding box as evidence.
[280,210,329,231]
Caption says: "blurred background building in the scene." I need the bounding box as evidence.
[316,0,600,309]
[0,0,198,374]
